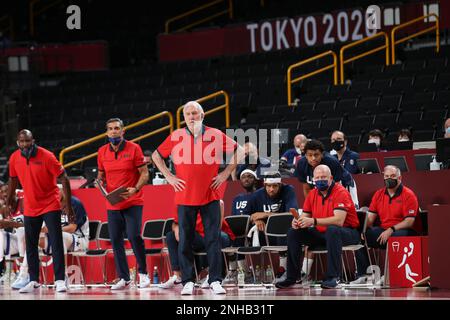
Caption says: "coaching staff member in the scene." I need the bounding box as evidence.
[7,129,72,293]
[97,118,150,290]
[152,101,244,295]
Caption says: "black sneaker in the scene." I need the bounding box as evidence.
[321,277,341,289]
[275,279,296,289]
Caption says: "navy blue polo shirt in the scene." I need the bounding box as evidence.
[242,184,299,215]
[281,148,301,165]
[334,147,360,174]
[295,152,353,188]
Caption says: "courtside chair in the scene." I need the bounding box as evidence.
[221,215,251,275]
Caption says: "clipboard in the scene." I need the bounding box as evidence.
[94,179,128,205]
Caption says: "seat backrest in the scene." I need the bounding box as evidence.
[224,215,250,239]
[163,218,174,238]
[88,220,101,241]
[265,213,293,241]
[414,154,435,171]
[384,156,409,172]
[357,158,381,174]
[98,222,110,242]
[142,219,166,240]
[356,210,368,234]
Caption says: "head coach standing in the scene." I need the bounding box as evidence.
[6,129,72,293]
[152,101,244,296]
[96,118,150,290]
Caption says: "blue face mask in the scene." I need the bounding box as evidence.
[108,137,122,146]
[446,127,450,135]
[315,179,329,191]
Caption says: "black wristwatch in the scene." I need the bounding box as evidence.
[390,226,396,232]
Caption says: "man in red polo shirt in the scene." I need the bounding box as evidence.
[275,164,360,289]
[6,129,73,293]
[152,101,243,295]
[352,165,418,285]
[97,118,150,290]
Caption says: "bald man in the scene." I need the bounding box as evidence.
[281,134,307,166]
[7,129,72,293]
[276,165,360,289]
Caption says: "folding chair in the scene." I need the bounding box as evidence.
[220,215,251,273]
[142,219,171,282]
[306,210,368,284]
[262,213,294,283]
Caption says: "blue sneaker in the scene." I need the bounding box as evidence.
[11,274,30,290]
[321,277,342,289]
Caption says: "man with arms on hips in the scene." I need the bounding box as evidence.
[152,101,244,295]
[6,129,72,293]
[276,164,360,289]
[97,118,150,290]
[352,165,419,285]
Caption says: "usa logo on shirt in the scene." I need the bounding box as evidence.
[338,203,345,207]
[408,209,415,215]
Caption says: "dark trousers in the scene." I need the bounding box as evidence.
[286,225,360,281]
[178,200,222,285]
[355,227,418,276]
[166,230,230,272]
[24,211,65,282]
[107,205,147,281]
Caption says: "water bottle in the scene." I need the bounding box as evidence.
[130,268,136,287]
[255,265,261,284]
[265,265,273,284]
[152,173,166,185]
[152,266,159,284]
[430,156,442,171]
[237,268,245,287]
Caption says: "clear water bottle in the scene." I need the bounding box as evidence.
[152,266,159,284]
[255,265,261,284]
[237,268,245,287]
[265,265,273,284]
[130,267,136,288]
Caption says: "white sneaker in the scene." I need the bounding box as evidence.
[55,280,67,293]
[350,275,368,285]
[275,271,287,283]
[375,275,385,286]
[210,281,226,295]
[181,281,195,295]
[111,278,131,290]
[200,275,210,289]
[139,273,150,288]
[158,275,180,289]
[11,274,30,290]
[19,281,40,293]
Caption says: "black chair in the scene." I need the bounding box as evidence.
[357,158,381,174]
[221,215,251,275]
[384,156,409,172]
[142,219,170,282]
[382,141,413,151]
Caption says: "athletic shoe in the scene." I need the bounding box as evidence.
[19,281,40,293]
[139,273,150,288]
[55,280,67,293]
[321,277,342,289]
[275,271,287,283]
[350,275,369,285]
[158,275,180,289]
[181,281,195,295]
[274,279,296,289]
[200,275,210,289]
[111,278,131,290]
[375,275,385,286]
[210,281,226,295]
[11,274,30,290]
[222,270,238,286]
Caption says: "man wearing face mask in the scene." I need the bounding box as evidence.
[281,134,308,166]
[97,118,150,290]
[367,129,386,151]
[352,165,418,285]
[330,131,360,174]
[152,101,244,296]
[275,165,360,289]
[397,129,412,142]
[444,118,450,138]
[6,129,72,293]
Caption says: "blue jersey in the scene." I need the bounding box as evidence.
[231,192,253,215]
[334,148,360,174]
[281,148,301,165]
[295,152,353,188]
[61,196,89,238]
[243,184,299,215]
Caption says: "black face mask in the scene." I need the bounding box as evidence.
[384,178,398,189]
[331,141,345,151]
[20,144,36,159]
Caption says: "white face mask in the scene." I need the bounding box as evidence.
[398,138,409,142]
[295,147,302,154]
[368,138,380,147]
